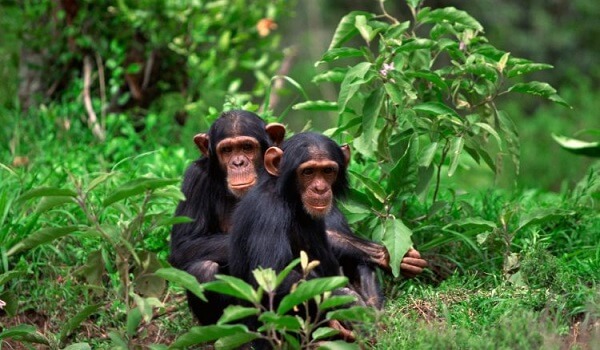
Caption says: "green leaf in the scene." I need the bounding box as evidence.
[218,305,260,325]
[154,268,206,301]
[0,324,37,340]
[497,111,520,174]
[384,82,404,106]
[59,304,101,342]
[63,343,92,350]
[326,306,376,323]
[277,276,348,315]
[258,312,303,331]
[406,70,448,91]
[293,100,338,111]
[103,178,179,207]
[0,270,22,286]
[87,172,116,192]
[413,102,459,118]
[317,340,360,350]
[319,295,357,311]
[312,68,348,84]
[443,217,497,233]
[253,267,277,293]
[328,11,374,50]
[393,38,435,53]
[448,136,464,177]
[517,209,575,233]
[418,7,484,31]
[126,307,143,337]
[507,63,553,78]
[337,62,372,114]
[388,135,419,195]
[406,0,423,9]
[353,88,385,157]
[275,258,301,290]
[419,142,439,168]
[381,219,413,277]
[312,327,339,341]
[34,196,76,214]
[320,47,365,63]
[170,325,249,349]
[206,275,258,304]
[507,81,570,107]
[0,291,18,316]
[214,332,259,350]
[17,187,77,202]
[7,226,79,256]
[355,15,379,43]
[552,134,600,157]
[349,170,386,203]
[474,122,502,149]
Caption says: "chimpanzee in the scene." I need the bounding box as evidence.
[228,132,370,337]
[169,110,285,324]
[170,111,426,324]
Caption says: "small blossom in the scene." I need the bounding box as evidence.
[257,18,277,37]
[380,62,395,77]
[0,299,5,310]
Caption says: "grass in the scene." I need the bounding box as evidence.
[1,106,599,348]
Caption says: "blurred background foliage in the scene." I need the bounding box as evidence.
[1,0,598,189]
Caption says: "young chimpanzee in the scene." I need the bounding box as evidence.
[228,132,368,335]
[169,110,285,324]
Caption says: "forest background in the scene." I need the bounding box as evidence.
[0,0,599,349]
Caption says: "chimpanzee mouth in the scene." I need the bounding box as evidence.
[229,179,256,189]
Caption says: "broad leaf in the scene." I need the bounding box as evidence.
[507,63,553,78]
[552,134,600,157]
[319,295,357,311]
[312,327,339,341]
[218,305,260,325]
[320,48,364,63]
[206,275,259,304]
[277,277,348,315]
[448,136,464,177]
[34,196,76,214]
[353,88,385,157]
[317,340,360,350]
[381,219,413,277]
[170,325,249,349]
[214,332,259,350]
[312,68,348,84]
[517,209,575,233]
[154,268,206,301]
[7,226,79,256]
[258,312,303,331]
[337,62,372,114]
[326,306,376,323]
[328,11,374,50]
[413,102,459,118]
[508,81,570,107]
[63,343,92,350]
[418,7,484,31]
[59,304,101,342]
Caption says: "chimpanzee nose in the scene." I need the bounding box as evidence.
[232,158,246,167]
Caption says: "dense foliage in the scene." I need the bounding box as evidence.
[0,0,598,349]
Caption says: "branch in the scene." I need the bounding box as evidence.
[83,55,106,141]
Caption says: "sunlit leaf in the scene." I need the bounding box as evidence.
[214,332,259,350]
[317,340,360,350]
[381,219,413,277]
[258,312,303,331]
[448,136,464,177]
[320,47,364,63]
[418,7,483,31]
[328,11,374,50]
[154,268,206,301]
[277,277,348,315]
[293,100,338,111]
[312,327,339,341]
[508,81,570,108]
[218,305,260,325]
[552,134,600,157]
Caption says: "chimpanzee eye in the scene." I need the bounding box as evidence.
[323,167,335,174]
[242,143,253,151]
[221,146,233,154]
[302,168,314,176]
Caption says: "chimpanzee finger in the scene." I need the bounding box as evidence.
[402,257,428,268]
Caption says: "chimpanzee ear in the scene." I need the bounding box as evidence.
[193,133,210,156]
[340,144,351,166]
[265,123,286,146]
[264,147,283,176]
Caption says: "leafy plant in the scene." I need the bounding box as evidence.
[160,252,375,350]
[295,0,568,275]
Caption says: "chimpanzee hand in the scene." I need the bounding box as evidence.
[400,248,428,278]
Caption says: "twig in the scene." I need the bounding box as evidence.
[264,46,297,112]
[83,55,106,141]
[94,52,107,128]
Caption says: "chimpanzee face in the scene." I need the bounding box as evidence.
[215,136,262,198]
[295,152,339,218]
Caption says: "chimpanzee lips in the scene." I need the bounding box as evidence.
[229,178,256,189]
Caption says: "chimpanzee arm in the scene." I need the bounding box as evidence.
[325,206,391,273]
[169,160,230,270]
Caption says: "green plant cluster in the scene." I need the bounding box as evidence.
[1,1,599,349]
